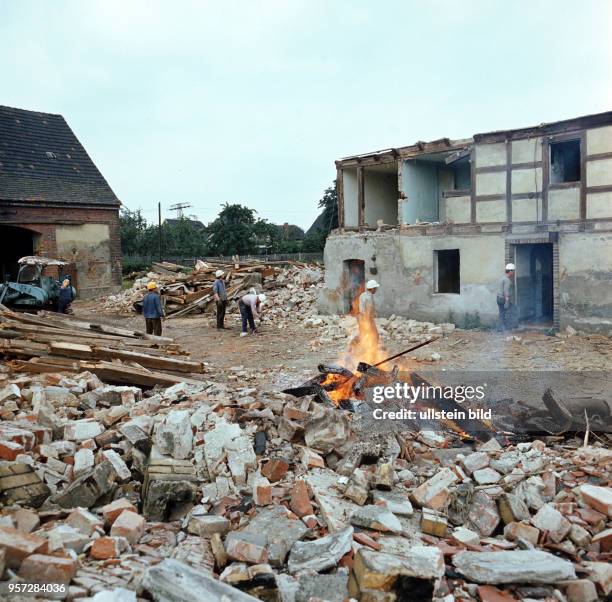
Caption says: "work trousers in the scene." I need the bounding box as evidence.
[57,301,70,314]
[238,300,256,333]
[145,317,163,336]
[497,299,516,332]
[216,300,227,329]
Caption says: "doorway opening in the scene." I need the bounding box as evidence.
[343,259,365,314]
[0,225,36,282]
[514,243,554,326]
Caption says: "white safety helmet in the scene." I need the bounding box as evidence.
[366,279,380,290]
[505,263,516,271]
[215,270,224,277]
[257,294,267,305]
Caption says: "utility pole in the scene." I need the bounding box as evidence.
[158,202,162,262]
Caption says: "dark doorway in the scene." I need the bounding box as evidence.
[0,225,35,282]
[343,259,365,314]
[514,243,553,325]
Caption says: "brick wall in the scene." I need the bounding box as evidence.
[0,204,122,294]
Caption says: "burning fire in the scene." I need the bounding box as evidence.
[322,293,392,404]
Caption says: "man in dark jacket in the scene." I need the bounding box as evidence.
[57,279,74,314]
[213,270,228,329]
[143,281,165,336]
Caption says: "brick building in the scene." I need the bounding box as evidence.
[0,105,122,298]
[321,111,612,333]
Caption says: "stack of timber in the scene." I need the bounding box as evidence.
[106,259,301,318]
[0,306,205,387]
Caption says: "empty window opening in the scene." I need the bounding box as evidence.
[550,140,580,184]
[435,249,460,294]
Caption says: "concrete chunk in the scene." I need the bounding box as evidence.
[288,526,353,573]
[142,558,260,601]
[453,550,576,584]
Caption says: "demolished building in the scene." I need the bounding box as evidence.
[0,105,122,298]
[320,111,612,333]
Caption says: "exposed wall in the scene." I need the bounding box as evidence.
[0,205,122,298]
[363,170,398,226]
[321,229,612,333]
[343,169,359,227]
[559,232,612,333]
[444,195,471,224]
[320,231,505,326]
[401,160,439,224]
[56,224,113,297]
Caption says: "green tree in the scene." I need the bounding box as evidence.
[301,181,339,252]
[207,203,259,255]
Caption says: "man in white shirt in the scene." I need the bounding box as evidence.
[356,279,380,344]
[238,290,266,336]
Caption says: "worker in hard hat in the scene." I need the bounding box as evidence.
[57,278,74,314]
[355,279,380,346]
[238,289,266,336]
[213,269,228,329]
[496,263,516,331]
[143,281,165,336]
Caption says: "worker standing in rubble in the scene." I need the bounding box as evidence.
[213,270,228,329]
[496,263,516,331]
[238,289,266,337]
[356,279,380,344]
[57,278,74,314]
[143,281,165,336]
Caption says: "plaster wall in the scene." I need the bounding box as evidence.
[512,138,542,164]
[586,158,612,188]
[586,125,612,155]
[587,191,612,219]
[476,199,507,223]
[445,195,471,224]
[343,169,359,227]
[320,232,505,326]
[55,223,112,297]
[475,171,506,196]
[558,232,612,332]
[512,167,543,195]
[475,143,506,168]
[402,160,439,224]
[512,198,539,222]
[548,187,580,221]
[364,170,398,226]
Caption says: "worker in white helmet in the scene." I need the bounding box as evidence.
[238,289,266,336]
[213,270,228,329]
[496,263,516,331]
[356,279,380,345]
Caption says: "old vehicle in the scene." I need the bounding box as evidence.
[0,256,76,311]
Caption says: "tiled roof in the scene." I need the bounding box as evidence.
[0,105,120,206]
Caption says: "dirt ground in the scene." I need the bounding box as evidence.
[74,301,612,378]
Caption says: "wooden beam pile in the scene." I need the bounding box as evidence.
[0,306,206,388]
[142,260,283,319]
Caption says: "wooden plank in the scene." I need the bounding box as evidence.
[93,346,203,374]
[81,362,206,388]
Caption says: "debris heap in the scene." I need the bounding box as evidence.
[0,358,610,601]
[103,260,323,320]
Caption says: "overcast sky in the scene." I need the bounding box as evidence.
[1,0,611,229]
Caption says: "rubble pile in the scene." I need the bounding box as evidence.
[103,260,323,319]
[0,359,610,601]
[308,314,455,356]
[0,307,205,388]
